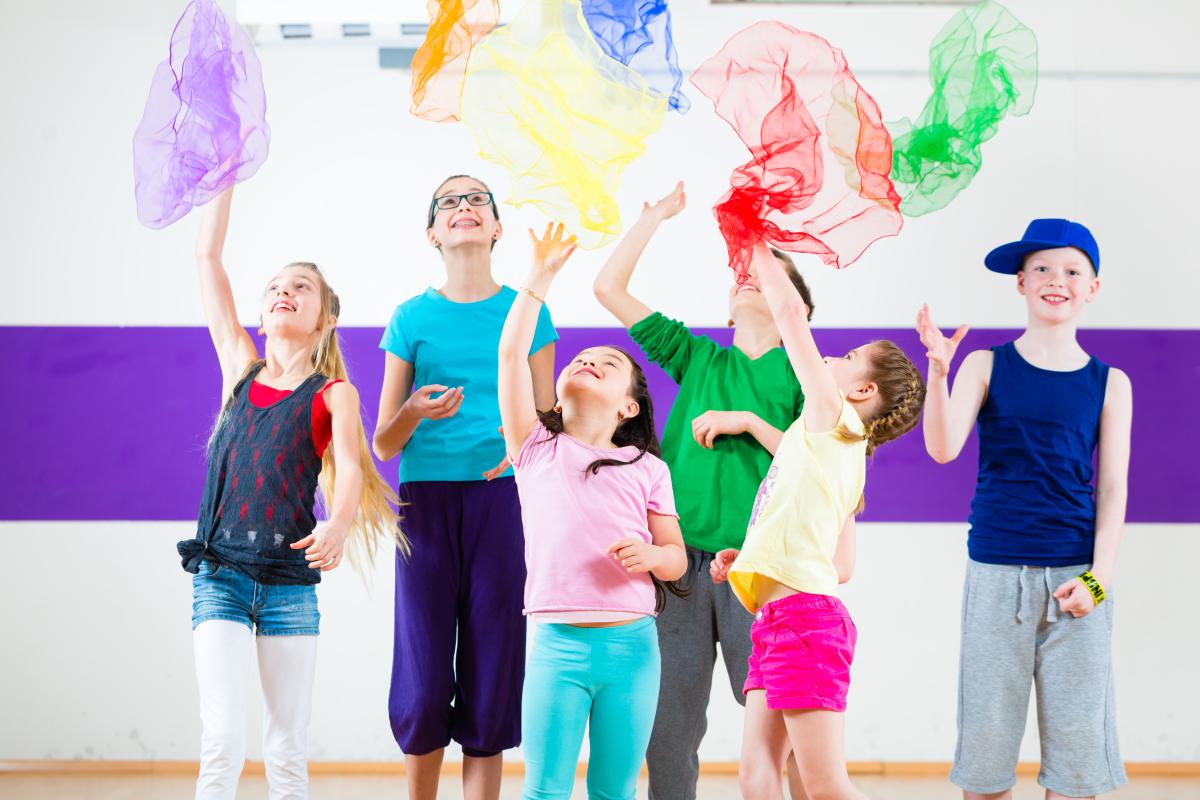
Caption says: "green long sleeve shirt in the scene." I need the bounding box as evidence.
[630,312,805,553]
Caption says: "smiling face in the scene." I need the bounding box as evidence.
[556,346,641,422]
[426,175,502,252]
[259,264,328,339]
[1017,246,1099,323]
[728,263,771,319]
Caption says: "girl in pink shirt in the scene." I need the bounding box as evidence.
[498,224,688,800]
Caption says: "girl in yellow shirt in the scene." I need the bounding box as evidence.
[711,243,926,800]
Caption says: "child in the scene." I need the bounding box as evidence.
[373,175,558,800]
[593,182,817,800]
[710,242,926,800]
[177,186,403,798]
[917,219,1132,800]
[499,223,689,800]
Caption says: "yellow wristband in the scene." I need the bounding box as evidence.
[1077,571,1106,605]
[520,286,545,304]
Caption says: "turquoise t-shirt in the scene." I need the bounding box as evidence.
[380,286,558,483]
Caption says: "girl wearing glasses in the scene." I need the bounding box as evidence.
[373,174,558,800]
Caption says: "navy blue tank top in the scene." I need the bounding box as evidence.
[178,364,328,585]
[968,341,1109,566]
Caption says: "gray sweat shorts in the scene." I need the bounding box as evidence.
[950,559,1127,797]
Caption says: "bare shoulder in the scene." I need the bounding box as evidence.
[323,380,362,411]
[1104,367,1133,405]
[959,348,994,384]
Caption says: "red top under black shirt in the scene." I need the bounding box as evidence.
[247,378,343,458]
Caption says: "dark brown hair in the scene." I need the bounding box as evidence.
[770,248,815,320]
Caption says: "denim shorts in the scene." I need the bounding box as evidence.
[191,560,320,636]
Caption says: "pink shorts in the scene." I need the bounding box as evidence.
[743,591,857,711]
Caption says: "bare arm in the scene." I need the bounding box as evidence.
[499,225,577,459]
[1052,368,1132,617]
[916,305,989,463]
[373,354,416,460]
[646,512,687,581]
[372,353,467,461]
[196,187,257,402]
[593,183,685,328]
[291,381,364,571]
[691,411,785,455]
[529,342,558,412]
[1089,368,1133,589]
[608,512,688,583]
[751,243,842,432]
[833,515,857,584]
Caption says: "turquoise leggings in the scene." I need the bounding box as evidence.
[521,617,661,800]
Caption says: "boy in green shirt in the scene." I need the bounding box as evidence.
[594,183,814,800]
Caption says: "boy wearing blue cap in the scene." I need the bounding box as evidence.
[917,219,1132,800]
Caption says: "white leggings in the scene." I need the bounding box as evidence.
[193,621,318,800]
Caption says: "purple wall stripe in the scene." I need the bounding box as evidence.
[2,326,1196,522]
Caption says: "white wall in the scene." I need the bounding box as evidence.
[2,0,1198,764]
[3,0,1199,330]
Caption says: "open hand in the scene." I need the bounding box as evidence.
[529,222,578,274]
[405,384,464,421]
[642,181,686,222]
[916,304,968,378]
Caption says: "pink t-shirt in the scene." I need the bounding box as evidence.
[512,420,678,622]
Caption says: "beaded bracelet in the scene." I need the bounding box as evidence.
[1077,571,1106,605]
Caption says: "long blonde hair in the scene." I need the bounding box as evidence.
[216,262,407,570]
[300,262,409,568]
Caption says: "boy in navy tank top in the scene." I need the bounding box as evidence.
[917,220,1133,800]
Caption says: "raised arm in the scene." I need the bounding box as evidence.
[499,224,576,459]
[529,343,558,412]
[196,187,257,401]
[593,182,685,328]
[916,304,988,463]
[751,243,842,432]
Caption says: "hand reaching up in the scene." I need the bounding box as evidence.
[916,304,969,378]
[641,181,686,223]
[529,222,578,275]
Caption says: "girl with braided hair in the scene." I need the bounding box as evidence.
[709,242,926,800]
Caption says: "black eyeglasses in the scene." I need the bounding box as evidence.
[427,191,497,228]
[432,191,493,212]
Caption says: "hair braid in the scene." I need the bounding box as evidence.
[861,343,927,455]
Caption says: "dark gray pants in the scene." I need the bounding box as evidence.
[646,547,754,800]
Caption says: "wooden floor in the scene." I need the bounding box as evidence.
[0,775,1195,799]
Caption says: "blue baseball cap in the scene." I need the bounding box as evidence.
[984,218,1100,275]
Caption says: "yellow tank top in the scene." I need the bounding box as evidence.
[729,398,867,613]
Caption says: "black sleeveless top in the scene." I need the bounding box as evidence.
[178,364,328,585]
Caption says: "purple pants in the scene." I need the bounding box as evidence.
[388,478,527,756]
